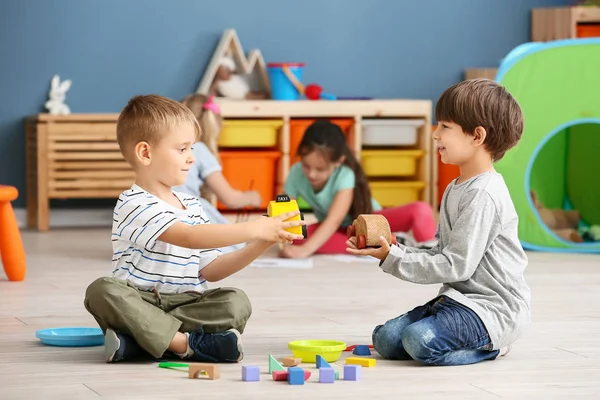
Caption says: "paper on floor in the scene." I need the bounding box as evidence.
[249,257,314,269]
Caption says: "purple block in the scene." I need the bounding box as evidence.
[287,367,304,385]
[319,367,335,383]
[242,365,260,381]
[344,364,362,381]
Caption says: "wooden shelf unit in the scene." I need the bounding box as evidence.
[25,99,434,231]
[532,6,600,41]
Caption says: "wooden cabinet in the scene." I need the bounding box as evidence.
[532,6,600,41]
[26,99,434,231]
[25,114,133,231]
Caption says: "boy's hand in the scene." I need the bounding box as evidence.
[346,235,391,261]
[252,211,306,244]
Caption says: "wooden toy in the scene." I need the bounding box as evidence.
[346,357,376,367]
[353,345,372,356]
[267,194,308,238]
[287,367,305,385]
[316,354,331,369]
[281,356,302,367]
[269,354,285,373]
[188,363,220,380]
[319,367,335,383]
[347,214,397,249]
[242,365,260,381]
[344,365,362,381]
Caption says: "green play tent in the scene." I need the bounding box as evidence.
[495,38,600,252]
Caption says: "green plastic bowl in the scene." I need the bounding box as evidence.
[288,340,347,362]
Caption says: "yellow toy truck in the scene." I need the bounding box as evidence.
[267,194,308,239]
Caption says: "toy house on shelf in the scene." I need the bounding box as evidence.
[196,29,270,100]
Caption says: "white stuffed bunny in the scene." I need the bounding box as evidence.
[45,74,72,115]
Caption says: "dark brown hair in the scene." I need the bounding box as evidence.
[435,78,524,161]
[297,119,372,218]
[117,94,201,164]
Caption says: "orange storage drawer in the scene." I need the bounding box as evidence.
[437,152,460,206]
[289,119,354,166]
[577,23,600,38]
[218,150,281,210]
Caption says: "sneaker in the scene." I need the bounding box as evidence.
[104,328,147,363]
[499,345,512,357]
[187,328,243,363]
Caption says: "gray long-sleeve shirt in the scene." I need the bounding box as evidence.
[380,171,531,350]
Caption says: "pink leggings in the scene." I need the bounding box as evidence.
[296,201,437,255]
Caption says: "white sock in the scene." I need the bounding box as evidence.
[175,332,194,359]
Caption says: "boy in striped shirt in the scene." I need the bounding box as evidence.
[84,94,305,363]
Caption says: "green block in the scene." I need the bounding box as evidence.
[269,354,285,373]
[335,370,339,380]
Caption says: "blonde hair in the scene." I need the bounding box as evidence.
[180,94,223,164]
[117,94,202,163]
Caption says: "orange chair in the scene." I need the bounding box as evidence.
[0,185,26,281]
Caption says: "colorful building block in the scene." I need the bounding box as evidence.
[281,356,302,367]
[269,354,285,373]
[346,357,376,367]
[272,370,288,381]
[242,365,260,381]
[272,369,311,382]
[344,365,362,381]
[287,367,304,385]
[319,367,335,383]
[316,354,331,369]
[353,345,372,356]
[335,370,339,380]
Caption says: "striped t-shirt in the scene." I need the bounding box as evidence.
[111,184,221,294]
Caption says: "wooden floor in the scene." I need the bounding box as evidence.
[1,228,600,399]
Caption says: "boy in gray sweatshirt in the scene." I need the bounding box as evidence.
[347,79,531,366]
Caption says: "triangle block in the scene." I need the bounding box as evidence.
[316,355,331,369]
[269,354,285,373]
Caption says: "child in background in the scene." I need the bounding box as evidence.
[347,79,531,366]
[84,94,305,364]
[280,119,437,259]
[174,94,261,253]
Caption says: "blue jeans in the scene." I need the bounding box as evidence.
[372,296,499,366]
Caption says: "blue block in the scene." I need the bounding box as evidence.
[287,367,304,385]
[316,355,331,369]
[242,365,260,381]
[344,365,362,381]
[319,367,335,383]
[353,345,372,356]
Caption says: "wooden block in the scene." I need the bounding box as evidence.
[188,363,220,380]
[281,356,302,367]
[346,357,376,367]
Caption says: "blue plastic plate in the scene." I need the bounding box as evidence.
[35,327,104,347]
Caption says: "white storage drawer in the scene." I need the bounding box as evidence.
[361,118,424,146]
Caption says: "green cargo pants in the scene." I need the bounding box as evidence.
[83,277,252,358]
